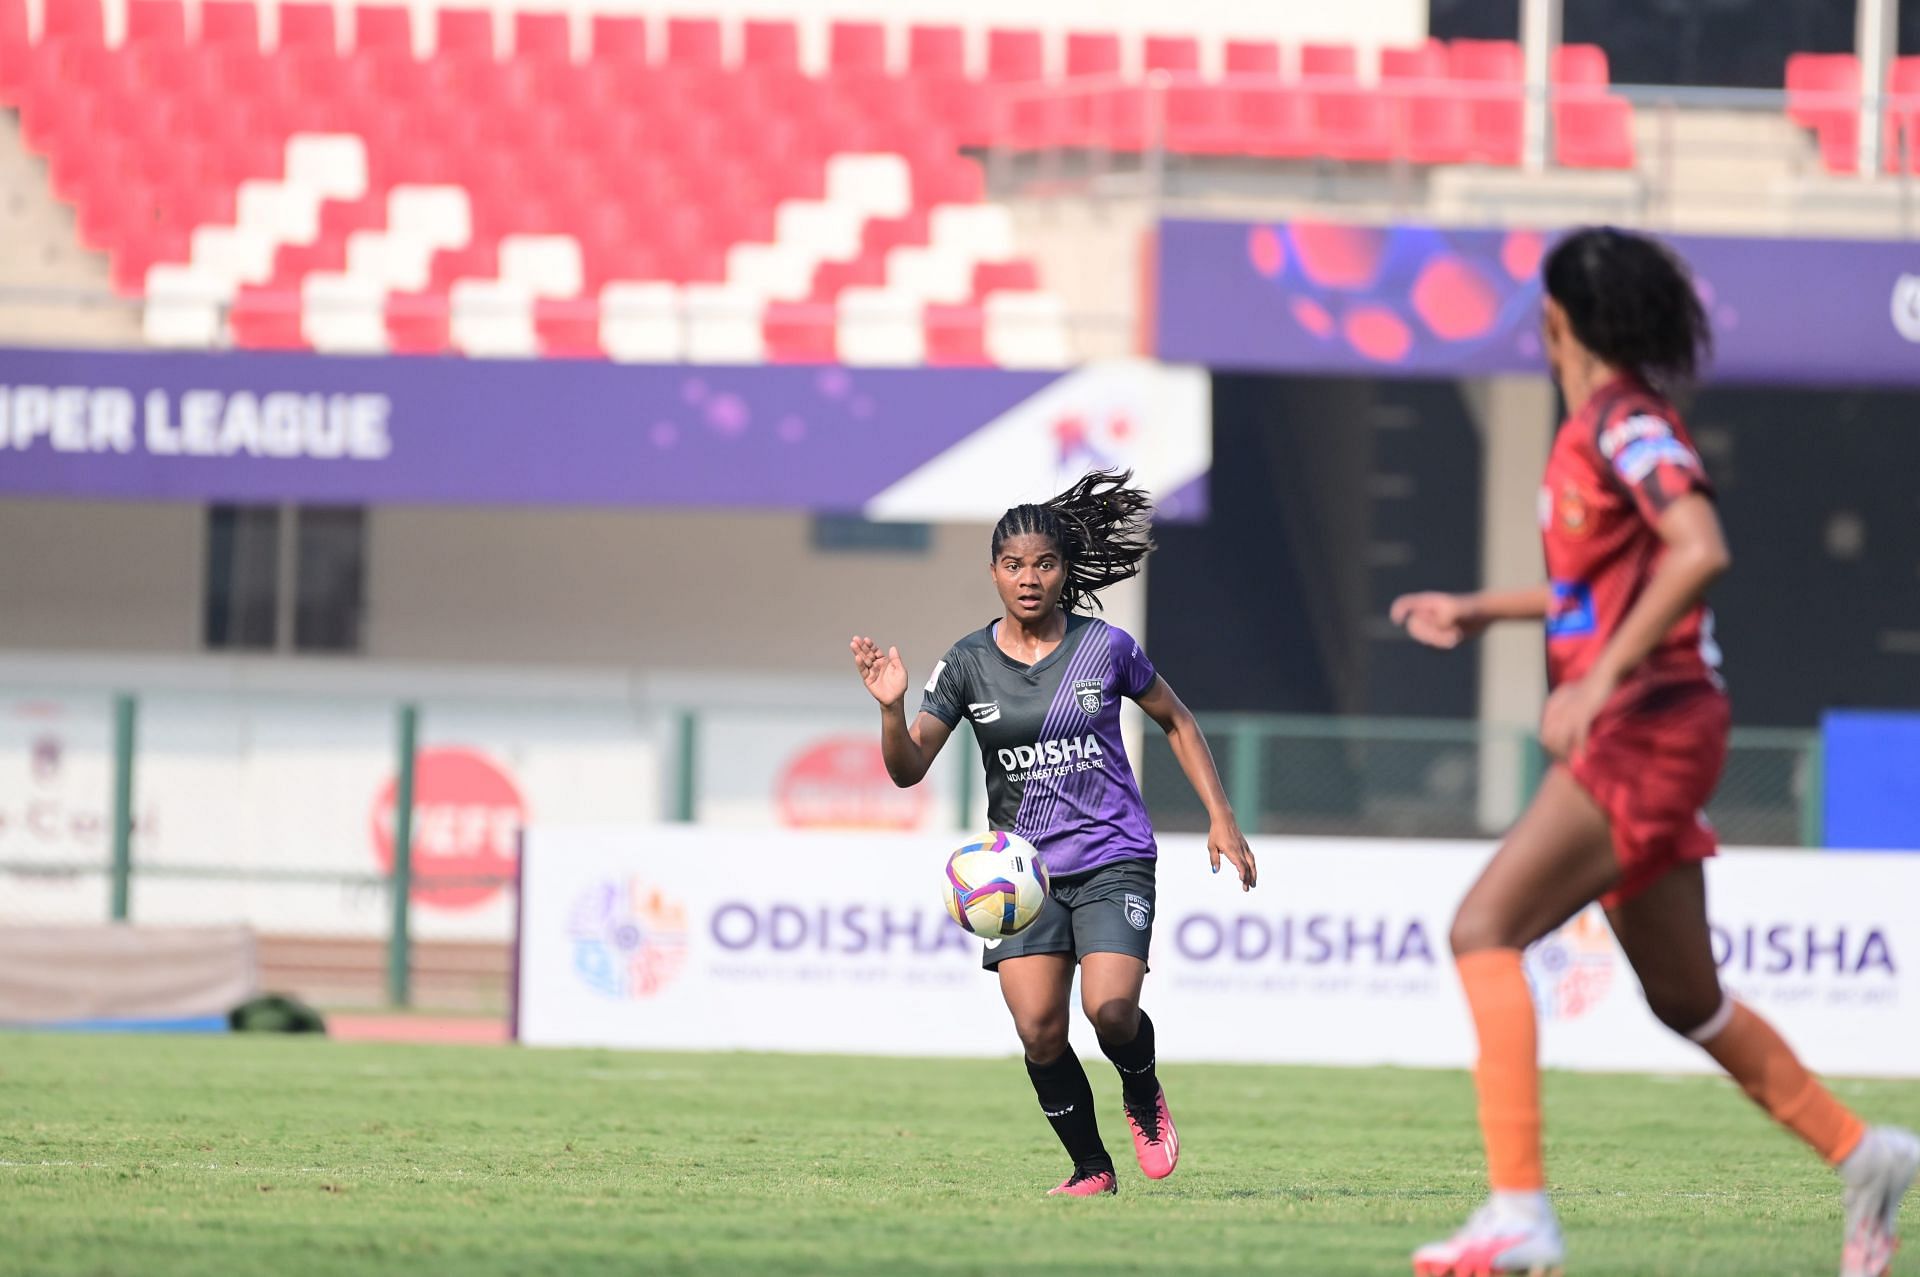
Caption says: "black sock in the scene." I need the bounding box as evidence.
[1024,1047,1111,1174]
[1098,1009,1159,1108]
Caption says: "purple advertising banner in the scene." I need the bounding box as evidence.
[1156,219,1920,387]
[0,347,1056,510]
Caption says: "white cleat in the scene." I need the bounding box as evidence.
[1841,1126,1920,1277]
[1412,1195,1565,1277]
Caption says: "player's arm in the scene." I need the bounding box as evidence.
[850,635,953,787]
[1542,494,1729,758]
[1134,676,1256,891]
[1389,584,1553,649]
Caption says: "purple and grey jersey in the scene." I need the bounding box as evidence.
[919,613,1159,878]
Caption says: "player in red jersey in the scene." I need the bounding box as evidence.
[1392,227,1916,1277]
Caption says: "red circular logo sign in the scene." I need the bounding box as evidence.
[371,747,526,909]
[776,738,928,829]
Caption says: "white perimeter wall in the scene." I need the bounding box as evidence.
[36,0,1428,75]
[0,499,1146,681]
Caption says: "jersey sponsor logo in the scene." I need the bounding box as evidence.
[996,734,1106,773]
[923,661,946,694]
[1614,436,1699,484]
[1124,893,1151,931]
[1546,580,1596,639]
[1598,412,1674,460]
[1073,678,1103,716]
[968,702,1001,724]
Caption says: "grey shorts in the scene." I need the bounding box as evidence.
[982,856,1156,971]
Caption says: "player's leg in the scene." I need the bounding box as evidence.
[1414,767,1621,1277]
[999,952,1116,1196]
[1610,862,1918,1277]
[1070,861,1176,1178]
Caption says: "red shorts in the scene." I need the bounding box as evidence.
[1567,680,1731,910]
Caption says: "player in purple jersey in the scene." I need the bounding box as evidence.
[850,470,1257,1197]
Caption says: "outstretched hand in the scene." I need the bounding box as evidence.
[1209,817,1257,891]
[1389,592,1488,650]
[849,635,908,709]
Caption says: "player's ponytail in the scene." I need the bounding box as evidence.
[1543,226,1713,397]
[991,470,1156,614]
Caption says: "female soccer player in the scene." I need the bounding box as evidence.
[1392,227,1916,1277]
[850,470,1256,1198]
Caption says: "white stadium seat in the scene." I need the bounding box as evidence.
[983,290,1073,368]
[836,287,927,366]
[681,282,766,363]
[449,278,537,357]
[499,235,584,299]
[600,282,685,362]
[300,273,388,353]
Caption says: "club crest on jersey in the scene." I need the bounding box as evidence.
[1557,483,1591,537]
[1124,893,1151,930]
[1072,679,1103,716]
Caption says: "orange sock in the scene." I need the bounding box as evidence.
[1694,1000,1865,1165]
[1458,947,1544,1191]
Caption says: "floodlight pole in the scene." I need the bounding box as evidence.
[1857,0,1897,177]
[1519,0,1563,173]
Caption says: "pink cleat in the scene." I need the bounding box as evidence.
[1123,1086,1180,1180]
[1047,1168,1118,1197]
[1412,1197,1565,1277]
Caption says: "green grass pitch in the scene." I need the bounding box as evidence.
[3,1032,1917,1276]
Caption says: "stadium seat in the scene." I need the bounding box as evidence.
[1224,39,1280,77]
[42,0,103,46]
[983,290,1071,367]
[762,299,837,362]
[1065,31,1120,78]
[353,5,413,54]
[435,8,493,60]
[125,0,185,47]
[531,296,602,358]
[742,19,798,70]
[383,289,449,352]
[512,12,569,63]
[665,17,722,69]
[837,288,925,364]
[599,281,682,360]
[973,259,1039,297]
[1554,43,1610,87]
[589,15,647,66]
[1165,82,1231,153]
[1452,38,1524,164]
[0,0,27,103]
[924,302,987,364]
[201,1,260,48]
[1380,41,1447,84]
[278,3,336,51]
[1300,42,1357,81]
[831,20,887,73]
[1144,35,1200,75]
[1785,53,1863,172]
[1228,83,1311,158]
[986,28,1043,82]
[1554,95,1635,169]
[907,25,964,77]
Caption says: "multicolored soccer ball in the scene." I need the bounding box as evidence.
[942,831,1049,939]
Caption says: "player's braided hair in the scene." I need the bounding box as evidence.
[1544,226,1713,396]
[990,470,1155,614]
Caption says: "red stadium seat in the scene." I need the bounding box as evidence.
[126,0,185,46]
[1785,52,1861,172]
[1310,85,1396,162]
[353,5,413,53]
[534,298,604,358]
[861,211,929,258]
[1380,41,1447,84]
[513,12,569,63]
[0,0,26,103]
[1402,91,1472,164]
[278,3,336,51]
[742,19,798,70]
[1144,36,1199,75]
[973,259,1038,298]
[664,17,721,68]
[1065,31,1119,78]
[763,300,837,363]
[1452,39,1524,164]
[1450,38,1522,83]
[1223,39,1280,78]
[810,254,887,300]
[986,28,1043,82]
[230,285,308,350]
[385,291,451,353]
[924,303,988,365]
[917,74,991,148]
[43,0,103,45]
[1554,95,1635,168]
[1553,43,1610,87]
[1164,83,1230,153]
[830,21,887,73]
[589,15,647,66]
[1227,83,1309,158]
[200,1,259,48]
[907,25,964,77]
[435,8,493,60]
[1300,43,1357,81]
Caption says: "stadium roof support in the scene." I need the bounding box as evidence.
[1858,0,1898,175]
[1519,0,1562,173]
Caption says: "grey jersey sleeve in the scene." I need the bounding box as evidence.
[918,647,968,727]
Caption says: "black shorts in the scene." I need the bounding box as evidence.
[981,856,1156,971]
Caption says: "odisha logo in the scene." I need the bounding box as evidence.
[1525,906,1616,1021]
[568,878,689,999]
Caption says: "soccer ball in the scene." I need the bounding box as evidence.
[942,831,1050,939]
